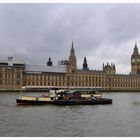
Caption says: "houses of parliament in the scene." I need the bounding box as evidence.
[0,42,140,91]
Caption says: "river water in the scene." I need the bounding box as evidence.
[0,92,140,137]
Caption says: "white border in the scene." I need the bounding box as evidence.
[0,1,140,140]
[0,0,140,3]
[1,137,139,139]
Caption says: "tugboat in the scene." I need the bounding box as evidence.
[53,89,112,105]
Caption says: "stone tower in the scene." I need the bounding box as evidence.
[83,57,88,70]
[131,43,140,74]
[103,62,116,75]
[68,41,77,73]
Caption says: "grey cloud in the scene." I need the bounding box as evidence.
[0,3,139,74]
[105,4,140,44]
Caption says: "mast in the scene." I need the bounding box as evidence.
[20,73,23,97]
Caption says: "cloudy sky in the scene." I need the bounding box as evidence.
[0,3,140,74]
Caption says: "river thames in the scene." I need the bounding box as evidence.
[0,92,140,137]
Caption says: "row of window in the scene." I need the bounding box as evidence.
[112,83,138,87]
[0,73,21,79]
[111,87,138,90]
[26,81,65,86]
[26,74,65,81]
[112,78,138,83]
[0,80,21,85]
[25,79,139,88]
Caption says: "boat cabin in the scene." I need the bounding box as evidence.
[56,91,82,100]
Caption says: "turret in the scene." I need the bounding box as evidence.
[132,43,139,57]
[131,43,140,74]
[103,62,116,75]
[47,57,53,66]
[83,57,89,70]
[67,41,77,73]
[102,63,104,69]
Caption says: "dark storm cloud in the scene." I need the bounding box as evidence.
[0,3,140,73]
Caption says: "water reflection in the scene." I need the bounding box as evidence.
[133,101,140,106]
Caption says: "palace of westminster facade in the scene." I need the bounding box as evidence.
[0,42,140,91]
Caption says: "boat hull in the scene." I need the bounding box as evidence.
[53,98,112,105]
[16,98,112,105]
[16,99,53,105]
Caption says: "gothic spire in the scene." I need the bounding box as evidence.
[68,41,77,70]
[70,41,75,55]
[113,64,116,70]
[133,42,139,56]
[134,42,138,49]
[83,56,88,70]
[84,57,87,64]
[102,63,104,69]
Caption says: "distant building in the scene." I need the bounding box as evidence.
[0,42,140,91]
[0,56,25,91]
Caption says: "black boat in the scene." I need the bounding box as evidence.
[54,98,112,105]
[16,87,112,106]
[53,90,112,105]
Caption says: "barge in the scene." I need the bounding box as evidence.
[16,87,112,105]
[16,95,54,105]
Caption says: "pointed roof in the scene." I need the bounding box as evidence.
[113,64,116,70]
[70,41,75,54]
[72,40,74,48]
[83,57,87,64]
[69,41,76,60]
[134,42,138,50]
[49,57,51,61]
[68,41,77,68]
[102,63,104,68]
[133,42,139,56]
[83,56,88,70]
